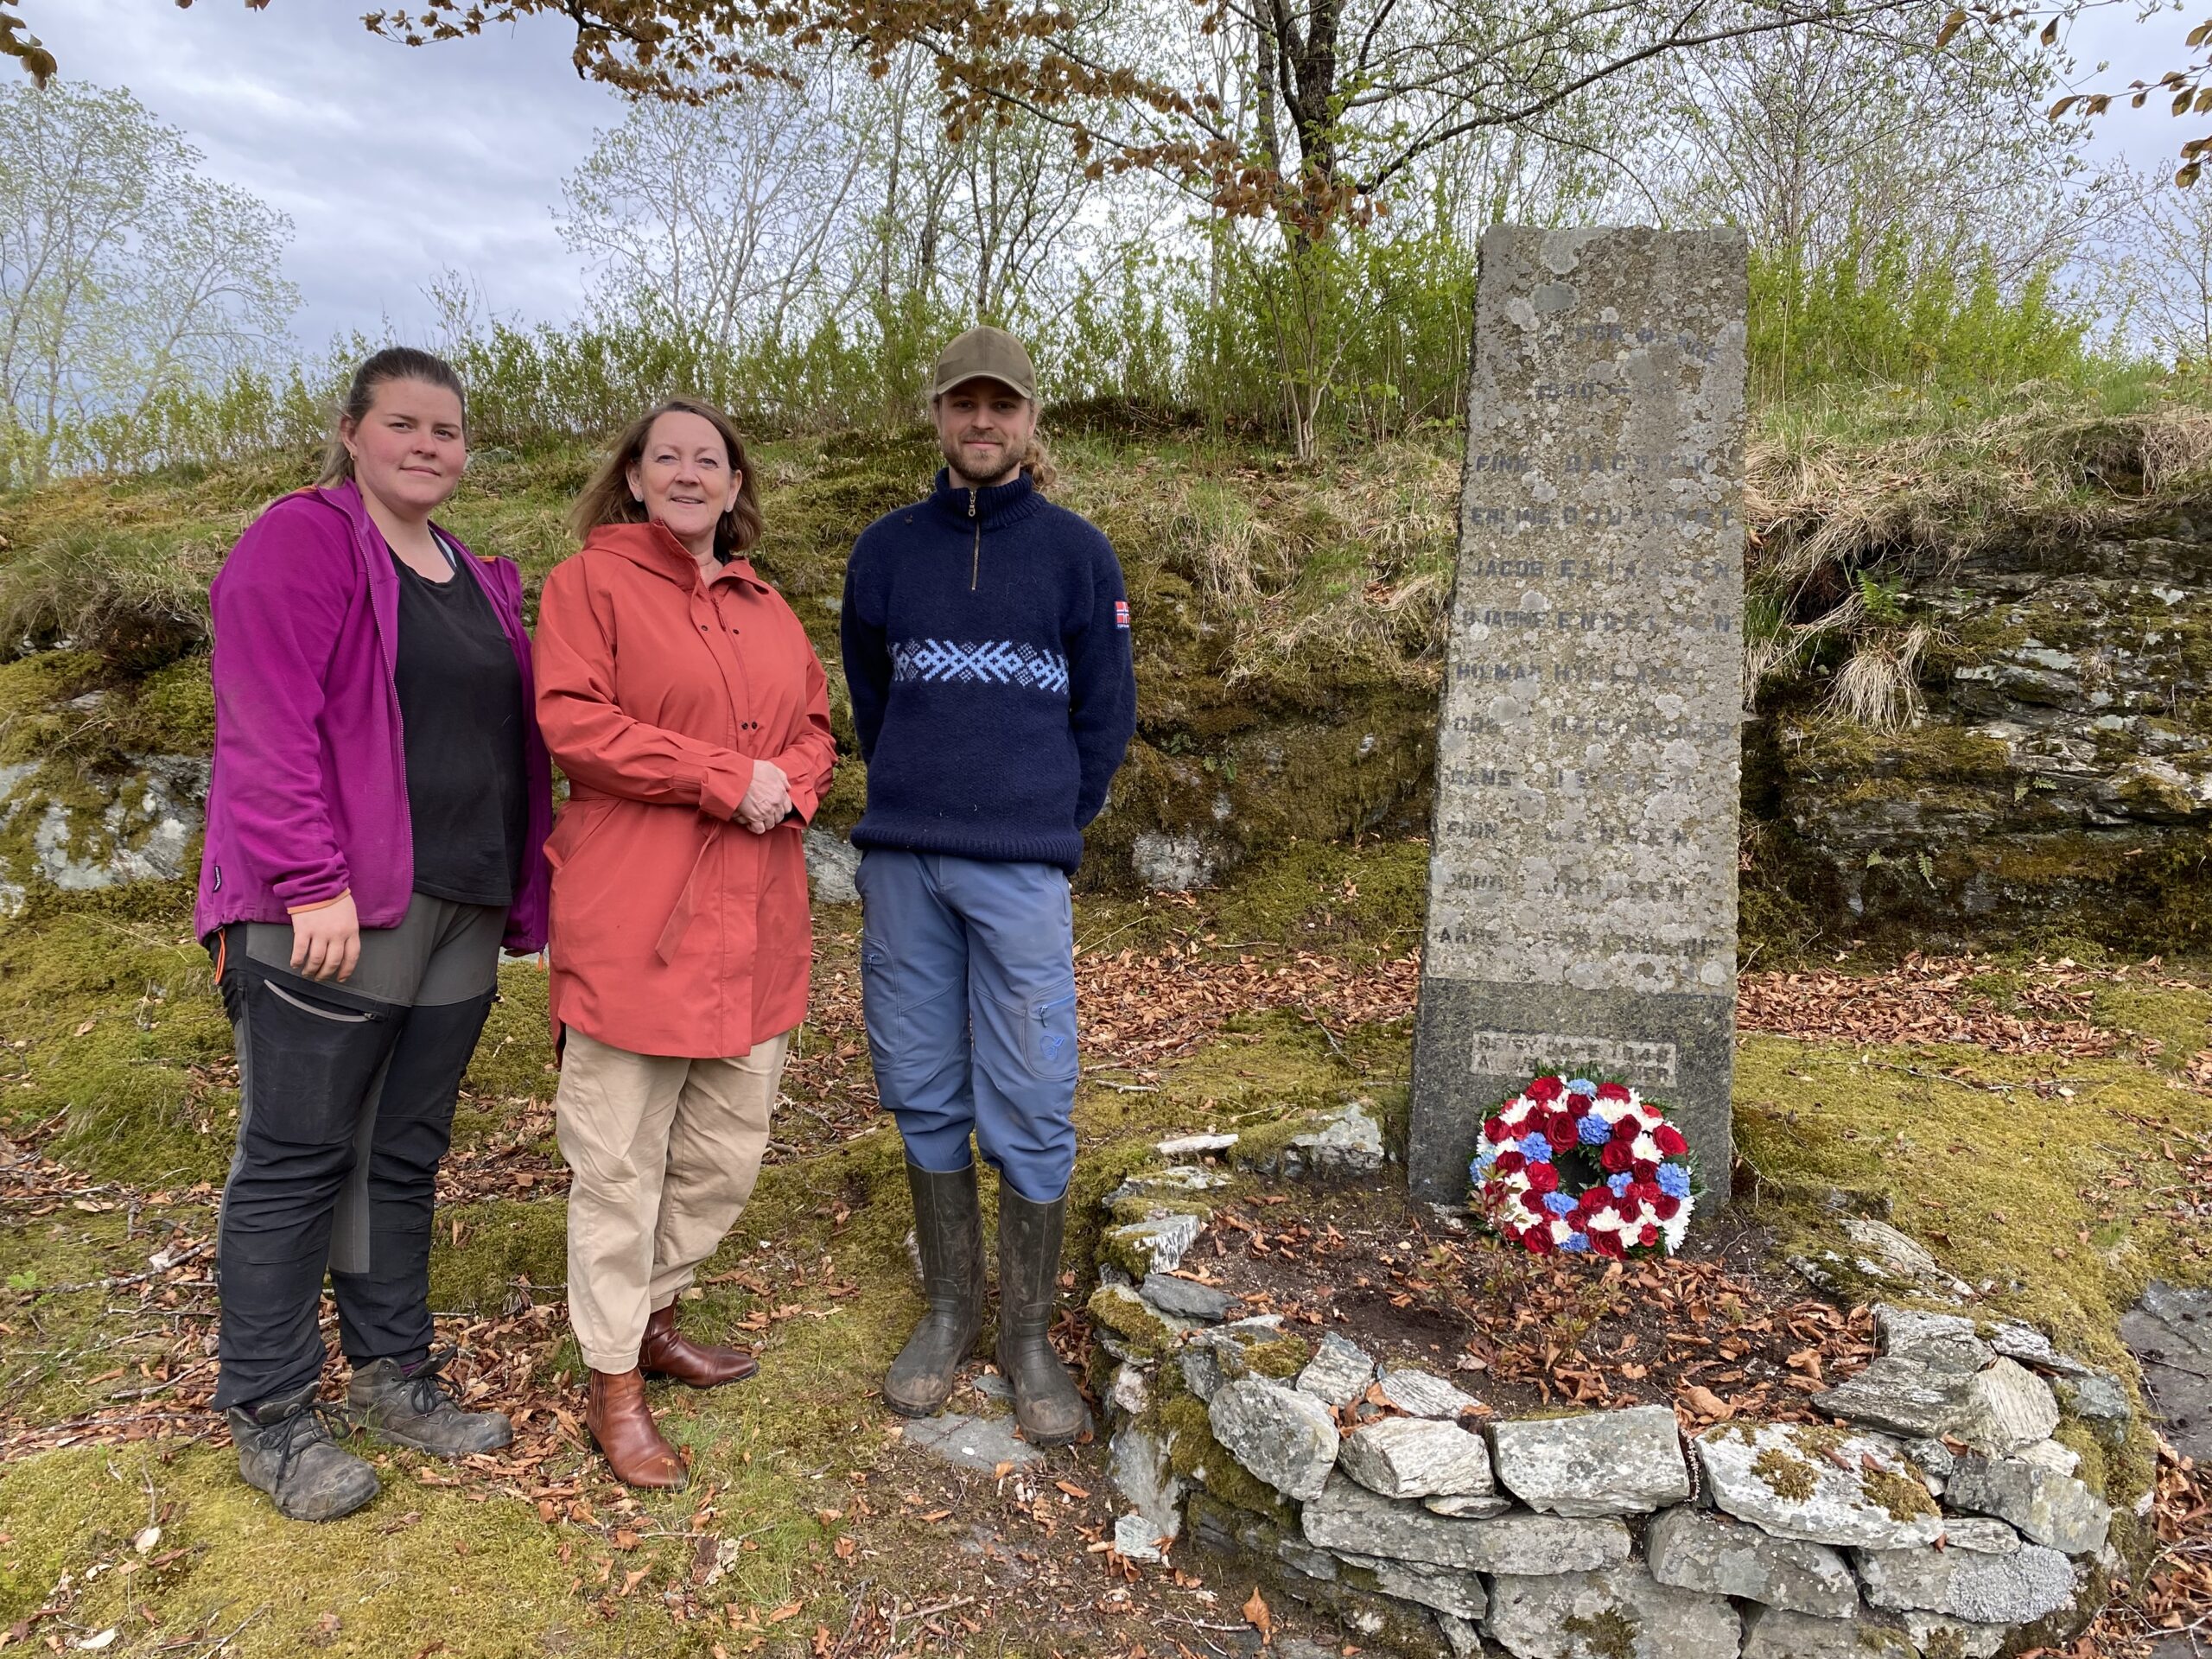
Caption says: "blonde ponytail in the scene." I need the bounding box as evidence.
[1020,433,1058,491]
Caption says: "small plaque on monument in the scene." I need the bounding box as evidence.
[1408,226,1748,1205]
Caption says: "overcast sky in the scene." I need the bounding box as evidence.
[32,0,607,342]
[23,0,2209,348]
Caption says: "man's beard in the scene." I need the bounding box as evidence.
[942,434,1022,487]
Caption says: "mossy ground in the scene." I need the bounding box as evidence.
[0,856,1402,1656]
[1734,1032,2212,1366]
[0,1443,651,1657]
[3,836,2210,1653]
[2,909,2207,1651]
[0,883,232,1186]
[2090,982,2212,1071]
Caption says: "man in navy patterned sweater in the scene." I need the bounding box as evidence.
[840,327,1136,1444]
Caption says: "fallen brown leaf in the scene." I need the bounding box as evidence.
[1243,1586,1274,1645]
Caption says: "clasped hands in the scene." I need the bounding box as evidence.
[736,758,791,834]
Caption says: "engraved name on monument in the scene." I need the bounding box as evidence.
[1408,225,1748,1205]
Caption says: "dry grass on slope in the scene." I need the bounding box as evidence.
[1746,398,2212,590]
[1055,436,1460,691]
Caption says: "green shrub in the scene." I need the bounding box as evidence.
[1750,226,2090,401]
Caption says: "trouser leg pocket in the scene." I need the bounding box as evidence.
[857,936,899,1096]
[213,957,404,1410]
[237,967,404,1153]
[333,988,495,1366]
[1022,987,1079,1083]
[970,982,1081,1202]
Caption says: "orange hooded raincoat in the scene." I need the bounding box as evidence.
[535,521,837,1059]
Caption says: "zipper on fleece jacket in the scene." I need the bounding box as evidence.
[968,486,980,590]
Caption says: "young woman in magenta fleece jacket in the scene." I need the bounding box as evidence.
[194,349,551,1523]
[840,327,1136,1448]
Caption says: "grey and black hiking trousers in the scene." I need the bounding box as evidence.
[209,894,502,1412]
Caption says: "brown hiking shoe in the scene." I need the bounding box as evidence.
[639,1304,757,1389]
[585,1368,686,1491]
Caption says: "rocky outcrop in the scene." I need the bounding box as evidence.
[0,753,206,915]
[1754,518,2212,950]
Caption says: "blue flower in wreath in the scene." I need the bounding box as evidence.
[1607,1173,1633,1198]
[1516,1133,1553,1164]
[1541,1192,1576,1217]
[1657,1164,1693,1200]
[1578,1114,1612,1146]
[1561,1232,1591,1252]
[1567,1078,1597,1096]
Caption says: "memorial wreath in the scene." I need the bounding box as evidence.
[1470,1075,1694,1258]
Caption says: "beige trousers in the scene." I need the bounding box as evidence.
[556,1027,790,1373]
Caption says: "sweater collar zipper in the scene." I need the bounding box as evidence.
[968,486,980,591]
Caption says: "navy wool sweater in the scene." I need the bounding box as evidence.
[840,470,1137,872]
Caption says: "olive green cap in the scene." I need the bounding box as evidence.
[931,326,1037,402]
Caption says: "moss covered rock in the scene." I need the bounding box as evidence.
[1751,518,2212,952]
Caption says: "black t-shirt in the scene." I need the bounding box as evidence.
[390,540,529,907]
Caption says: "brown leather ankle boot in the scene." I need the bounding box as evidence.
[585,1368,686,1490]
[639,1304,758,1389]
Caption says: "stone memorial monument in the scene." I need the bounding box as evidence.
[1408,226,1748,1205]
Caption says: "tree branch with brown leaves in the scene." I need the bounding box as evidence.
[2,6,56,86]
[2044,10,2212,186]
[34,0,2098,232]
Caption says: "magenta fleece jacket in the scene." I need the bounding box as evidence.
[193,480,552,952]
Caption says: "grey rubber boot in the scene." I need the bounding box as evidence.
[347,1351,513,1458]
[883,1160,985,1416]
[995,1185,1090,1445]
[227,1384,380,1522]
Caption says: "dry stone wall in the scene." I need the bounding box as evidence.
[1094,1130,2147,1659]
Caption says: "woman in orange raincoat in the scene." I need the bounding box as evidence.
[535,398,836,1490]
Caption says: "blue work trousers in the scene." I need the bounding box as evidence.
[855,850,1079,1203]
